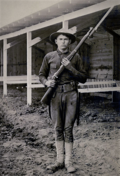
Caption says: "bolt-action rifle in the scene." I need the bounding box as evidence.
[40,6,114,105]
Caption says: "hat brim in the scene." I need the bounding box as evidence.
[50,32,76,44]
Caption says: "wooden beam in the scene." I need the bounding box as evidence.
[0,0,120,40]
[78,87,120,93]
[103,18,120,30]
[68,26,77,34]
[33,46,45,54]
[27,32,32,106]
[30,37,41,47]
[78,80,117,86]
[6,38,25,49]
[3,39,7,95]
[58,22,77,34]
[104,27,120,37]
[30,24,62,46]
[31,84,44,88]
[62,20,69,29]
[75,10,107,35]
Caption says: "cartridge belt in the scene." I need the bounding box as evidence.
[56,81,77,93]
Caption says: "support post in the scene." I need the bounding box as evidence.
[1,47,3,76]
[3,39,7,95]
[62,20,68,29]
[27,32,32,106]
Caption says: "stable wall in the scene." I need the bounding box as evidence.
[89,34,113,80]
[0,41,45,77]
[7,42,27,76]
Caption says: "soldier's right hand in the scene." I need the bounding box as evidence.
[45,80,56,87]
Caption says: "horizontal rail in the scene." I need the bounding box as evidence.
[78,80,117,86]
[6,75,39,80]
[0,76,118,83]
[31,84,45,88]
[78,87,120,93]
[0,75,39,82]
[0,76,120,93]
[6,80,40,84]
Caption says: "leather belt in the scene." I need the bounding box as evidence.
[56,82,77,93]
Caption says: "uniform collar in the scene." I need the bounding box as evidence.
[57,49,69,55]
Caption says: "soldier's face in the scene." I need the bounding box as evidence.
[55,34,71,50]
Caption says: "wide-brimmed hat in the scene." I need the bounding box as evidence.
[50,29,76,44]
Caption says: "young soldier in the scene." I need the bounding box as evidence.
[39,29,87,173]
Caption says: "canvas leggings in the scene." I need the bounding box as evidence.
[50,90,78,143]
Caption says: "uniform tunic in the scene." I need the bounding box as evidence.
[39,49,87,142]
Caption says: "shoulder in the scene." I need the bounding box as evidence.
[45,51,57,58]
[43,51,57,63]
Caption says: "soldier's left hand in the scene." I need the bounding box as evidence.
[61,58,70,67]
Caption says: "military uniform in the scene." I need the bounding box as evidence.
[39,37,87,173]
[39,49,86,141]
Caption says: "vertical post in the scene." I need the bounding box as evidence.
[27,32,32,106]
[62,20,68,29]
[3,39,7,95]
[1,47,3,76]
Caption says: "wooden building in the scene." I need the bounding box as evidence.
[0,0,120,105]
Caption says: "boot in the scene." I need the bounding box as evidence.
[47,140,64,173]
[65,142,76,173]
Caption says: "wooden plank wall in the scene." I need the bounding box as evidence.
[0,41,45,77]
[88,33,113,98]
[0,41,54,77]
[89,35,113,80]
[32,45,45,75]
[7,42,27,76]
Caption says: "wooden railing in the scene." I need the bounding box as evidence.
[0,76,120,92]
[78,79,120,93]
[0,75,44,88]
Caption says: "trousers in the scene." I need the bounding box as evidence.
[50,90,78,143]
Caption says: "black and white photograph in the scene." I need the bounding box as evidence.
[0,0,120,175]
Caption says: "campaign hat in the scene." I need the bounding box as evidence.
[50,29,76,44]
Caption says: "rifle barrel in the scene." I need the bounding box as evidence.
[89,6,114,37]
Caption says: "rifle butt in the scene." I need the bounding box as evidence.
[41,87,55,105]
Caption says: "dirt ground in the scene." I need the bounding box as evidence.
[0,85,120,176]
